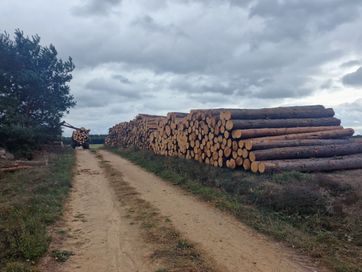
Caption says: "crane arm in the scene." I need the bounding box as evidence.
[60,121,80,130]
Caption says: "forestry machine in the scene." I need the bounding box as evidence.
[61,121,90,149]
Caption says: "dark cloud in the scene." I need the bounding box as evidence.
[72,0,122,16]
[85,78,141,99]
[340,60,360,68]
[342,67,362,86]
[112,74,131,84]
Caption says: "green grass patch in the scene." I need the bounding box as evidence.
[50,250,74,262]
[0,148,75,271]
[105,146,362,272]
[90,144,104,150]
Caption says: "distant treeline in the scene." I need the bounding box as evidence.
[62,134,107,145]
[353,135,362,138]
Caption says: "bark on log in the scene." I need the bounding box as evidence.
[225,117,341,130]
[257,154,362,173]
[221,105,334,120]
[231,126,342,139]
[245,138,357,151]
[244,128,354,150]
[249,142,362,161]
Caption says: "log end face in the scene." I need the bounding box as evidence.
[251,162,259,173]
[258,162,266,174]
[243,159,251,170]
[225,120,234,131]
[245,141,253,151]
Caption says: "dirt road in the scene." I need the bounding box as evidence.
[39,150,158,272]
[41,149,323,272]
[99,150,322,272]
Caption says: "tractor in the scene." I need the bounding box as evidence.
[61,121,90,149]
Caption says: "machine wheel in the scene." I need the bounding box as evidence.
[82,143,90,149]
[71,142,77,149]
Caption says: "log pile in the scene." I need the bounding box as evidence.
[105,114,167,149]
[106,105,362,173]
[72,128,89,145]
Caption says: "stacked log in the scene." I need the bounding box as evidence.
[72,128,89,145]
[105,114,166,149]
[106,105,362,173]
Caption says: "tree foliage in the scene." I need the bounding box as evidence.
[0,30,75,155]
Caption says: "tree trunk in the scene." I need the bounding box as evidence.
[244,128,354,150]
[256,154,362,173]
[225,117,341,130]
[249,142,362,161]
[245,138,357,151]
[231,126,342,139]
[221,105,334,120]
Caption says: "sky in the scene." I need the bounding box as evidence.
[1,0,362,136]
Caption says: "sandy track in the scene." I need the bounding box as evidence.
[99,150,324,272]
[40,150,157,272]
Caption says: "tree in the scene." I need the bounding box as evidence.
[0,30,76,155]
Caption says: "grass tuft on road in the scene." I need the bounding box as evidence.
[105,146,362,272]
[0,149,75,272]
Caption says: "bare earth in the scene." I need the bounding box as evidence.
[41,149,326,272]
[39,150,158,272]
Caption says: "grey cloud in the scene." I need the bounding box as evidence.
[72,0,122,16]
[342,67,362,86]
[112,74,131,84]
[341,60,360,68]
[85,78,141,99]
[335,98,362,134]
[131,15,187,37]
[320,79,333,89]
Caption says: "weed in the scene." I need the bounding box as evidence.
[3,262,34,272]
[155,269,168,272]
[50,250,74,262]
[176,240,193,250]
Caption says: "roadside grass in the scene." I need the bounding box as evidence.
[96,152,219,272]
[105,146,362,272]
[0,148,75,272]
[90,144,104,150]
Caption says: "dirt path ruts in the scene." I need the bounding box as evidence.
[99,150,324,272]
[39,150,157,272]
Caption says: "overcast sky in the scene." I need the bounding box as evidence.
[1,0,362,136]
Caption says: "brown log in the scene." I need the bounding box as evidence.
[244,128,354,150]
[257,154,362,173]
[243,159,251,170]
[227,159,236,169]
[224,147,232,158]
[1,165,32,172]
[221,105,334,120]
[235,157,243,166]
[246,138,357,151]
[249,142,362,161]
[225,117,341,130]
[231,126,342,139]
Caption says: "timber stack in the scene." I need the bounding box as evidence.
[106,105,362,173]
[105,114,166,149]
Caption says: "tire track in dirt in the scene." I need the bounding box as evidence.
[99,149,327,272]
[39,150,158,272]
